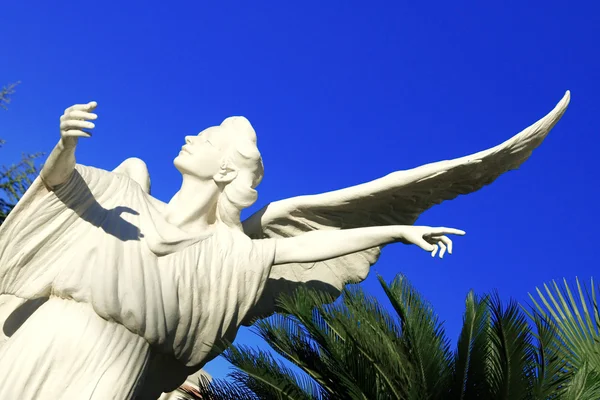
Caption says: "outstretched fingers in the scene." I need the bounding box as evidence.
[438,240,448,258]
[433,235,453,255]
[414,237,436,253]
[410,226,465,259]
[61,101,98,139]
[64,101,97,114]
[431,244,439,258]
[62,130,92,138]
[60,120,95,130]
[430,227,466,236]
[428,240,446,258]
[426,234,459,258]
[62,110,98,121]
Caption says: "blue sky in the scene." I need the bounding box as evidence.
[1,1,598,381]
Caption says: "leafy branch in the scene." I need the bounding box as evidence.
[0,81,20,110]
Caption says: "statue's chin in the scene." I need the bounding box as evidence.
[173,159,195,180]
[173,153,221,183]
[173,157,208,182]
[173,154,186,172]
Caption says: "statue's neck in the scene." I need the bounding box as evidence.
[164,176,220,235]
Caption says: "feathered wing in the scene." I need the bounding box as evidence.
[241,91,570,323]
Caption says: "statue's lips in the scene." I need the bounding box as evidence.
[180,146,191,154]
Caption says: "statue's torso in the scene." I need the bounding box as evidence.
[0,164,276,398]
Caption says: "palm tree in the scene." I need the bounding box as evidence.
[193,274,600,399]
[528,278,600,398]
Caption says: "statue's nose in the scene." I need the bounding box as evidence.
[185,136,193,145]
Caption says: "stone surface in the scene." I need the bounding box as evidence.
[0,91,570,399]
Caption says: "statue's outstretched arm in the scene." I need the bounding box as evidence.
[40,102,97,189]
[273,225,465,265]
[240,92,568,323]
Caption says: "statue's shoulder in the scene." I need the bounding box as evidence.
[66,158,151,199]
[110,158,151,194]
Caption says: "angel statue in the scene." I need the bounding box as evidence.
[0,91,569,399]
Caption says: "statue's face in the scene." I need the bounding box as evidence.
[174,126,231,181]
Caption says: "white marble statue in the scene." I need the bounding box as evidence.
[0,91,570,399]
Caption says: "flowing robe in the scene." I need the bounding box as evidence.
[0,164,276,399]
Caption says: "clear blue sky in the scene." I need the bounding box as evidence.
[1,1,598,381]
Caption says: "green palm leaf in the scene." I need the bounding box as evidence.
[272,287,371,399]
[253,312,346,398]
[529,278,600,370]
[332,286,413,399]
[527,312,572,399]
[221,344,323,400]
[201,274,600,399]
[378,274,453,399]
[559,361,600,400]
[486,293,534,400]
[195,374,259,400]
[450,291,491,400]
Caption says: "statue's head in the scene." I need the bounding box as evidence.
[174,116,264,230]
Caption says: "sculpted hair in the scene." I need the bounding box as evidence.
[216,117,264,231]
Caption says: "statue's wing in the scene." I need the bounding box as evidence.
[241,91,570,323]
[112,157,151,194]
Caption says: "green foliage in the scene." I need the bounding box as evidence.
[528,313,571,399]
[0,81,43,225]
[379,275,453,398]
[0,150,44,225]
[528,278,600,398]
[195,274,600,400]
[0,81,19,109]
[450,291,490,399]
[559,362,600,400]
[486,294,535,400]
[195,372,259,400]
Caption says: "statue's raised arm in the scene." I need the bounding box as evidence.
[241,91,570,323]
[40,102,97,189]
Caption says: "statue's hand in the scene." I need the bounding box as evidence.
[59,101,97,148]
[399,226,466,258]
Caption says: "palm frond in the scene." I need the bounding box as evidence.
[253,312,342,397]
[486,293,534,400]
[331,286,412,399]
[215,274,600,400]
[450,291,491,400]
[529,278,600,372]
[271,288,369,399]
[275,286,401,399]
[220,344,323,400]
[559,361,600,400]
[378,274,453,399]
[526,312,572,399]
[192,373,259,400]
